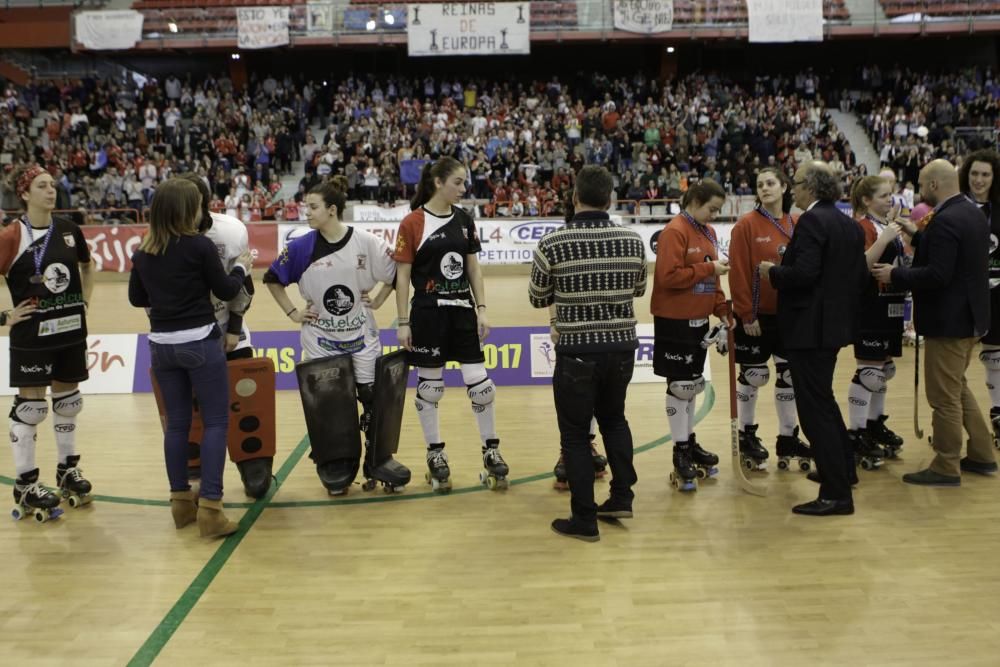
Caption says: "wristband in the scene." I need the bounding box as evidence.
[398,319,410,326]
[285,307,297,317]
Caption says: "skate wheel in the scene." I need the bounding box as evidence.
[68,495,80,509]
[11,506,23,521]
[860,459,872,471]
[485,475,497,490]
[33,509,47,523]
[695,467,707,480]
[799,460,811,472]
[777,459,789,471]
[743,458,754,471]
[361,480,375,492]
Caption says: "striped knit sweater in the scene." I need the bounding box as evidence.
[529,211,647,353]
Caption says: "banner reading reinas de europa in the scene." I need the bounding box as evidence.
[407,2,531,57]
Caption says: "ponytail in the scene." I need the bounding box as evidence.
[309,175,349,220]
[410,156,464,211]
[849,175,887,216]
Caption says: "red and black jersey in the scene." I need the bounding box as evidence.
[0,216,90,351]
[393,206,482,309]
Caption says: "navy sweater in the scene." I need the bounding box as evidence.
[129,234,246,333]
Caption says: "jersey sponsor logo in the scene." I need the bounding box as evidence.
[662,351,694,364]
[755,236,772,243]
[20,364,52,375]
[425,231,446,243]
[43,262,71,294]
[440,252,464,280]
[687,246,701,254]
[411,345,442,358]
[317,336,365,354]
[62,233,76,248]
[323,285,355,316]
[38,314,82,337]
[356,254,367,270]
[860,338,888,349]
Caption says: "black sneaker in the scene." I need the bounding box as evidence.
[551,517,600,542]
[596,498,633,519]
[960,457,998,475]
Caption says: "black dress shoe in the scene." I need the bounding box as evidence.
[792,498,854,516]
[551,517,600,542]
[596,498,633,519]
[806,471,859,485]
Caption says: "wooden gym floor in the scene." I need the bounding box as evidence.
[3,272,1000,666]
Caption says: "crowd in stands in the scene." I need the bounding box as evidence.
[854,64,1000,189]
[2,63,996,223]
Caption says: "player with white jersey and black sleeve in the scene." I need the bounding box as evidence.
[394,156,508,492]
[265,176,407,494]
[0,164,94,522]
[959,150,1000,445]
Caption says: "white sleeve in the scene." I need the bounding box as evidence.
[368,231,397,285]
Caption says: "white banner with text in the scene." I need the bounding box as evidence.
[613,0,674,34]
[407,2,531,57]
[237,6,290,49]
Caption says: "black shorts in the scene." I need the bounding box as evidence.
[653,316,708,378]
[9,341,89,387]
[408,305,485,369]
[733,314,784,365]
[854,324,904,361]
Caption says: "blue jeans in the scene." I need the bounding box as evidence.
[553,351,637,525]
[150,334,229,500]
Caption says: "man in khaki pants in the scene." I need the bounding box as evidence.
[873,160,996,485]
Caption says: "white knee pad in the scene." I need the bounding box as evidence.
[854,367,887,394]
[883,359,897,382]
[739,364,770,388]
[774,358,793,388]
[460,362,488,386]
[980,349,1000,372]
[693,375,705,395]
[416,377,445,406]
[467,377,496,408]
[667,377,699,401]
[52,390,83,417]
[10,397,48,425]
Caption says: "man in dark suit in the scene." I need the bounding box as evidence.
[873,159,997,485]
[759,161,867,516]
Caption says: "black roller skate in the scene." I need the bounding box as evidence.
[738,424,769,471]
[237,458,274,500]
[867,414,904,458]
[991,408,1000,450]
[775,427,813,472]
[362,449,410,494]
[850,429,884,471]
[316,458,359,496]
[669,442,698,492]
[480,439,509,490]
[56,455,93,508]
[424,443,452,493]
[553,454,569,491]
[12,469,63,523]
[689,432,720,479]
[590,433,608,479]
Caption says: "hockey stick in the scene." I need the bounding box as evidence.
[726,302,766,497]
[913,334,924,439]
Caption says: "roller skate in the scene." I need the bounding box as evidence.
[56,455,93,508]
[669,442,698,492]
[12,469,63,523]
[552,454,569,491]
[480,439,509,490]
[590,434,608,479]
[775,427,813,472]
[868,414,904,459]
[316,458,359,496]
[991,409,1000,450]
[424,444,452,493]
[362,449,410,494]
[850,429,884,471]
[689,432,720,479]
[237,458,274,500]
[738,424,769,471]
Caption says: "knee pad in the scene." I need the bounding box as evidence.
[693,375,705,395]
[667,377,698,401]
[416,377,445,406]
[10,397,48,425]
[853,367,887,394]
[460,362,488,386]
[52,390,83,417]
[467,377,496,409]
[774,360,793,388]
[883,359,897,382]
[980,349,1000,372]
[738,364,770,388]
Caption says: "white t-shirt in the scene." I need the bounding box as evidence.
[205,212,252,352]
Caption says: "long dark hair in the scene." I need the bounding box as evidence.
[681,178,726,209]
[177,173,212,232]
[754,167,793,213]
[309,175,349,219]
[959,149,1000,207]
[410,156,464,211]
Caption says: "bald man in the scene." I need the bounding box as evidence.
[760,161,867,515]
[874,160,995,485]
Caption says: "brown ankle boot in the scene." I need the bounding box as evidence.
[170,490,198,529]
[197,498,239,538]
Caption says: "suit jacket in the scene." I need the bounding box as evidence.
[769,201,867,350]
[890,194,989,338]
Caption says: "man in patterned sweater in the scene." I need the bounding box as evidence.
[529,165,647,542]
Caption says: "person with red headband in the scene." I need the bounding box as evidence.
[0,164,94,522]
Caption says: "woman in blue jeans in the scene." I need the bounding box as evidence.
[129,178,252,538]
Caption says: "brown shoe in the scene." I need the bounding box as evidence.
[170,490,199,529]
[197,498,239,538]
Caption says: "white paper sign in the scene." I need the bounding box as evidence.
[407,2,531,57]
[613,0,674,34]
[74,10,144,50]
[747,0,823,43]
[237,7,290,50]
[306,1,334,33]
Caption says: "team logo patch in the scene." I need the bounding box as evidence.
[62,233,75,248]
[322,285,355,315]
[43,262,71,294]
[440,252,464,280]
[356,254,367,270]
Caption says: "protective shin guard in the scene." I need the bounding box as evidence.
[415,368,444,445]
[737,382,758,428]
[51,390,82,465]
[466,377,498,444]
[666,393,690,442]
[988,369,1000,409]
[774,386,798,437]
[847,375,873,431]
[868,387,887,421]
[10,397,47,476]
